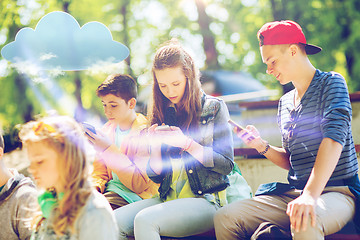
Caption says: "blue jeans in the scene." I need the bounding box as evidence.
[114,197,218,240]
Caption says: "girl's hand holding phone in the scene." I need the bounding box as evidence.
[149,124,188,149]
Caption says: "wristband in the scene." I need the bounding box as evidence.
[258,142,270,155]
[181,137,193,153]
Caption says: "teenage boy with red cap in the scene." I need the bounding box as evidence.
[214,20,360,239]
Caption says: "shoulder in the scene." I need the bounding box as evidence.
[77,191,118,238]
[8,173,37,202]
[201,94,225,115]
[315,70,346,87]
[132,113,148,131]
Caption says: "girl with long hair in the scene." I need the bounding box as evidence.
[19,116,118,240]
[114,39,236,239]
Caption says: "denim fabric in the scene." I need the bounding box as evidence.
[115,197,218,240]
[147,93,234,200]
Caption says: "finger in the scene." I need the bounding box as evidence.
[309,206,317,227]
[294,206,305,232]
[87,139,94,145]
[148,124,158,132]
[85,131,95,140]
[302,208,309,231]
[239,129,249,138]
[287,203,298,230]
[169,126,180,131]
[286,202,293,216]
[248,136,255,141]
[246,125,254,131]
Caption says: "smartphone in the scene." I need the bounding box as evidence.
[228,119,244,131]
[155,125,171,131]
[82,122,96,134]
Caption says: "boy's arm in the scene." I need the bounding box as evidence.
[234,125,291,170]
[256,143,291,170]
[91,156,110,193]
[287,138,342,232]
[99,137,153,194]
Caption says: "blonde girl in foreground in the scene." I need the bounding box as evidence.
[20,116,118,240]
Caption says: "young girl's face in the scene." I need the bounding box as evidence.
[27,141,62,192]
[155,66,187,105]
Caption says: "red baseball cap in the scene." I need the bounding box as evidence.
[257,20,322,55]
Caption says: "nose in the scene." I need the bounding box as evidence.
[104,106,111,116]
[167,86,176,97]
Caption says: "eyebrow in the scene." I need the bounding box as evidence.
[101,100,118,104]
[158,80,180,85]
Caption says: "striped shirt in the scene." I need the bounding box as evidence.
[278,69,358,188]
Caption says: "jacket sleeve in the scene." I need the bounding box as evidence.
[202,99,234,175]
[91,156,110,193]
[98,134,153,195]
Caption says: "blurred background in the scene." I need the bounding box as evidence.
[1,0,360,153]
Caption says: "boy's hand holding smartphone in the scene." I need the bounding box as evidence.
[228,119,255,141]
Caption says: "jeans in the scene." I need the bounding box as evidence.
[114,197,218,240]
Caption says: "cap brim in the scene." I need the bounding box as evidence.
[301,43,322,55]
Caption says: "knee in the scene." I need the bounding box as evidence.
[115,211,134,238]
[292,217,324,240]
[214,204,244,231]
[134,210,157,231]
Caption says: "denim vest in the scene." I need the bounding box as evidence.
[147,94,234,200]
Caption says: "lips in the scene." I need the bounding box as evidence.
[169,97,177,101]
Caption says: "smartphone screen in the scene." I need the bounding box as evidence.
[82,122,96,134]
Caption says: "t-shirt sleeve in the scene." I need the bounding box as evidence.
[320,72,352,146]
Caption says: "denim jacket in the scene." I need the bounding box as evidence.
[147,93,234,200]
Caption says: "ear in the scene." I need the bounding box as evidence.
[289,44,298,56]
[128,98,137,110]
[0,147,3,159]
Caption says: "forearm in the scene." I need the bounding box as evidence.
[303,138,342,198]
[100,145,151,193]
[255,140,291,170]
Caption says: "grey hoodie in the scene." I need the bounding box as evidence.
[0,171,38,240]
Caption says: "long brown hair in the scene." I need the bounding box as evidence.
[148,39,202,131]
[20,116,91,236]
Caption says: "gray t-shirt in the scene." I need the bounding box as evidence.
[0,171,38,240]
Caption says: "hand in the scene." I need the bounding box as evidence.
[235,125,265,151]
[85,129,111,152]
[286,192,317,232]
[148,124,189,149]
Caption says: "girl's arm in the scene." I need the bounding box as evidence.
[184,100,234,175]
